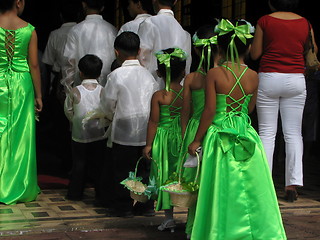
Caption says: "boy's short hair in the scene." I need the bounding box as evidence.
[158,0,176,8]
[114,31,140,57]
[131,0,154,14]
[81,0,104,10]
[61,0,81,23]
[111,59,122,72]
[78,54,103,79]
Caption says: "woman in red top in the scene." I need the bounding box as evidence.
[250,0,317,202]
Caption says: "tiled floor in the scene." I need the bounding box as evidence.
[0,188,189,239]
[0,156,320,239]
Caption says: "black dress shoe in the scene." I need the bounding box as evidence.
[284,190,298,202]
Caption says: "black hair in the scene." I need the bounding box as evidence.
[158,0,176,8]
[78,54,103,79]
[194,24,218,70]
[157,48,186,82]
[217,19,252,60]
[131,0,155,15]
[114,31,140,57]
[269,0,299,11]
[81,0,104,10]
[110,59,122,71]
[0,0,15,12]
[60,0,81,23]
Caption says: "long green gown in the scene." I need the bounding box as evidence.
[191,66,287,239]
[150,88,183,211]
[0,24,40,205]
[177,89,205,235]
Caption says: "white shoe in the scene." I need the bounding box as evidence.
[157,219,176,233]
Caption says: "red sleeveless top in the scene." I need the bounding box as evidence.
[258,15,309,73]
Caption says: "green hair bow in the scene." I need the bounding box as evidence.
[193,33,218,74]
[217,19,253,67]
[155,48,187,91]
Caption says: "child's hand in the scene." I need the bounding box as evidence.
[35,97,43,112]
[143,145,152,160]
[188,141,201,156]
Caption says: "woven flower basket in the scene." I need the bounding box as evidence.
[161,152,200,208]
[126,180,148,203]
[121,157,158,203]
[162,182,198,208]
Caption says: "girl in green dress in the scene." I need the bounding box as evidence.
[188,19,287,239]
[178,24,219,239]
[143,48,187,232]
[0,0,42,204]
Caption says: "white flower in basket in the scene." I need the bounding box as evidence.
[160,152,200,208]
[120,157,157,203]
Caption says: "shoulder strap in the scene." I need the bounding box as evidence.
[222,65,248,96]
[169,88,183,108]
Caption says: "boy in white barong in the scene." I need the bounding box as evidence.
[117,0,154,35]
[100,31,158,218]
[138,0,192,89]
[62,0,117,94]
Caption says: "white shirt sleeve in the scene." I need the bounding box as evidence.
[101,75,118,121]
[61,31,78,95]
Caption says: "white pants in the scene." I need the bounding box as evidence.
[256,72,306,187]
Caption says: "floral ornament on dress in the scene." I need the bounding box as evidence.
[155,48,187,91]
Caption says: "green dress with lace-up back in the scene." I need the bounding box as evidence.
[191,65,287,239]
[177,87,205,236]
[150,88,183,211]
[0,24,40,205]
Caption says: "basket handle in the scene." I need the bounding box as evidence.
[134,157,144,179]
[134,156,160,182]
[178,151,200,184]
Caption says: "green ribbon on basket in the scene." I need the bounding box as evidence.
[216,19,253,68]
[155,48,187,91]
[144,176,157,199]
[193,33,218,74]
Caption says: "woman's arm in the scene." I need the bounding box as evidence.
[143,92,160,160]
[188,70,217,155]
[181,75,192,137]
[248,72,259,113]
[28,30,42,112]
[248,89,258,114]
[311,28,318,54]
[250,24,264,61]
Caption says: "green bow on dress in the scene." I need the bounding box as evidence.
[218,128,256,161]
[193,34,218,74]
[216,19,253,67]
[155,48,187,91]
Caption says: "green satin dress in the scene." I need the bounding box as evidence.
[0,24,40,205]
[177,89,205,235]
[150,88,183,211]
[191,66,286,239]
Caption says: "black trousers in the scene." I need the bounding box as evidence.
[111,143,153,212]
[67,139,106,199]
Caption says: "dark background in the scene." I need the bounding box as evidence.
[21,0,319,53]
